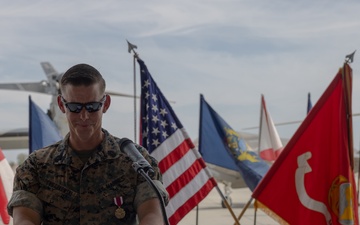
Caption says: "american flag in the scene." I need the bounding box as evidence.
[138,58,217,225]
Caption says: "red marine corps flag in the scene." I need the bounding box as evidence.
[252,62,359,225]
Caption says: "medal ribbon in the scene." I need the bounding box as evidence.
[114,196,123,207]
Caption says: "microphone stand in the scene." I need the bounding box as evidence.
[133,162,170,225]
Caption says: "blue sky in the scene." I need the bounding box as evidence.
[1,0,360,162]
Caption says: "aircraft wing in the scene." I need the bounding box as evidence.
[105,90,139,98]
[105,91,176,103]
[0,81,50,94]
[206,163,247,188]
[0,128,28,150]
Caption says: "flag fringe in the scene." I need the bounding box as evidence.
[254,200,289,225]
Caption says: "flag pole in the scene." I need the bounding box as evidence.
[358,140,360,204]
[343,51,360,213]
[234,197,253,225]
[253,205,257,225]
[343,51,355,169]
[257,94,263,156]
[196,205,199,225]
[192,145,240,225]
[127,40,139,142]
[344,50,360,203]
[214,185,241,225]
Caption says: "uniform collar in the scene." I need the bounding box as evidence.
[53,129,122,168]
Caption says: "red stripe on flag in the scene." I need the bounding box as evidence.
[0,171,9,224]
[259,148,276,161]
[166,158,206,198]
[0,149,4,161]
[168,179,216,225]
[158,138,193,173]
[196,157,208,169]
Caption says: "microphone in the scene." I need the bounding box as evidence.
[119,138,155,176]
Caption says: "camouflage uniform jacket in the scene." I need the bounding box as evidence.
[7,129,169,225]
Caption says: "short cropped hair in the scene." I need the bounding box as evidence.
[60,63,106,94]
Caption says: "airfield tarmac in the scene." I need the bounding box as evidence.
[177,184,277,225]
[177,183,360,225]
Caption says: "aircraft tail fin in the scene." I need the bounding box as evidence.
[40,62,60,81]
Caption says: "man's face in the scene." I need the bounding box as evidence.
[58,83,108,145]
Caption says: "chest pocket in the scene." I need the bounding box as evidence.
[37,179,78,222]
[96,176,135,208]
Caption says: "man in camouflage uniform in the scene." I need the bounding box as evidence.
[7,63,169,225]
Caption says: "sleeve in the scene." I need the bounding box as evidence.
[7,154,43,217]
[133,144,169,210]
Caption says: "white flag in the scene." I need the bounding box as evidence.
[0,148,13,225]
[258,95,283,161]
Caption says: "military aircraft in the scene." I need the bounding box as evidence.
[0,62,138,150]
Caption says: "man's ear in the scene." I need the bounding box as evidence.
[103,94,111,113]
[57,95,66,113]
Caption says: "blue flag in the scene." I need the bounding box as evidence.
[307,92,313,114]
[198,94,270,191]
[29,96,62,154]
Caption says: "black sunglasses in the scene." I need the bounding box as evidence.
[61,95,106,113]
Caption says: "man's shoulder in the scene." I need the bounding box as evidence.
[103,130,132,152]
[103,129,121,143]
[28,142,62,162]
